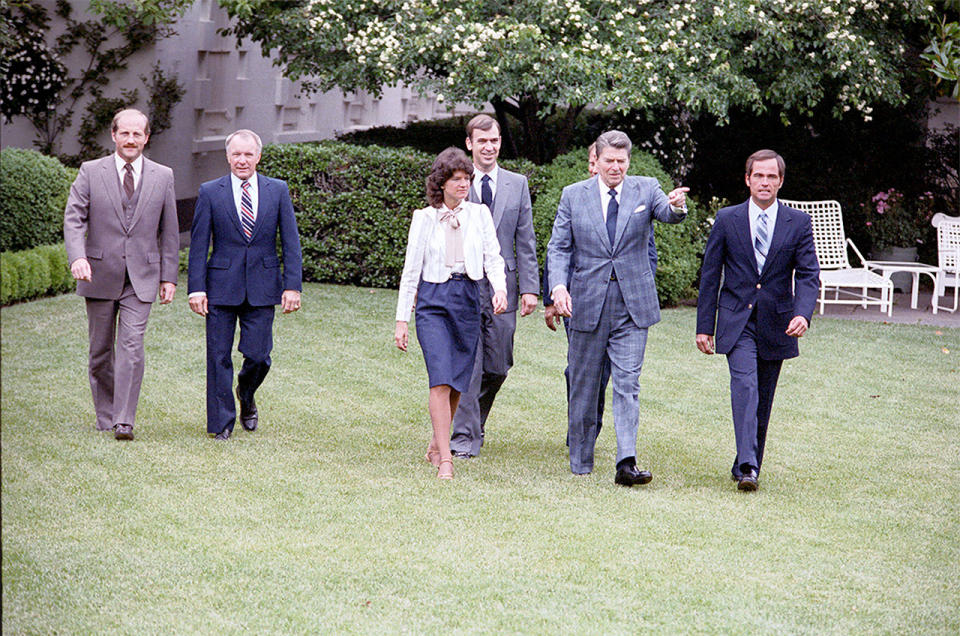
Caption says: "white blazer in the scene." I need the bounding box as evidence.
[395,201,506,322]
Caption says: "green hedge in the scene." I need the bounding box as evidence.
[0,243,74,305]
[0,148,77,252]
[258,141,543,289]
[532,148,710,306]
[256,140,706,305]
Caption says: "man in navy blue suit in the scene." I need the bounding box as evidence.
[188,129,303,440]
[696,149,820,491]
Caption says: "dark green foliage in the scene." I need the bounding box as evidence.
[257,141,544,289]
[533,147,709,307]
[0,243,73,305]
[1,252,22,305]
[0,148,76,252]
[337,116,474,157]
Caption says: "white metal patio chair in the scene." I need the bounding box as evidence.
[781,199,893,315]
[932,213,960,313]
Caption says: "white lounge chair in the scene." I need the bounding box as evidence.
[932,213,960,313]
[781,199,894,316]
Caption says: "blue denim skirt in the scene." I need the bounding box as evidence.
[415,275,480,393]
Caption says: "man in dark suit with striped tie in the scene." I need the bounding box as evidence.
[696,149,820,491]
[188,129,302,440]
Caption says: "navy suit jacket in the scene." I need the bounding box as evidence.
[696,199,820,360]
[188,173,302,306]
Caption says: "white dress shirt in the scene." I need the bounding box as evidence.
[114,154,143,191]
[597,176,624,222]
[231,172,259,222]
[472,164,499,203]
[395,200,506,322]
[748,198,779,244]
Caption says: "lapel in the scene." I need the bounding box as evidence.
[128,158,158,233]
[251,174,272,240]
[613,177,640,250]
[489,169,506,229]
[732,201,758,273]
[583,177,611,252]
[98,156,127,230]
[218,176,246,239]
[762,200,792,277]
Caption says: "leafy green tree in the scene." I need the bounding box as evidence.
[219,0,933,162]
[1,0,192,162]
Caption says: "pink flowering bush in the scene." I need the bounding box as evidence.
[862,188,935,251]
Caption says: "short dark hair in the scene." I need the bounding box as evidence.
[426,147,474,207]
[111,108,150,136]
[465,114,500,140]
[745,149,785,177]
[595,130,632,157]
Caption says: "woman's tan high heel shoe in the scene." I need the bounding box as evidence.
[437,458,454,480]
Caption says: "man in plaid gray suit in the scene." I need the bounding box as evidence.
[546,131,688,485]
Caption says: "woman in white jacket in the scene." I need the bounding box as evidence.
[394,148,507,480]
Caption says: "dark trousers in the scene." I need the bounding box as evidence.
[726,314,783,476]
[85,278,152,429]
[206,302,274,434]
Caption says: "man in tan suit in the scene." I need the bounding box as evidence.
[64,108,179,440]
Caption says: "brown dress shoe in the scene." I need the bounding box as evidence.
[114,424,134,441]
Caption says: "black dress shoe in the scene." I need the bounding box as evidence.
[615,464,653,487]
[114,423,134,441]
[236,387,258,432]
[738,469,759,491]
[215,428,232,440]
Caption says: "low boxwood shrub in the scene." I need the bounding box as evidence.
[0,148,77,252]
[0,243,73,305]
[257,141,545,289]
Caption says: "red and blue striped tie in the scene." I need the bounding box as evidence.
[240,180,255,239]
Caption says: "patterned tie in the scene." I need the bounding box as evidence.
[123,163,134,199]
[755,211,769,274]
[481,174,493,209]
[240,180,255,239]
[606,188,619,247]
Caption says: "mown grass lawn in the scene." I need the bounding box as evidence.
[2,282,958,634]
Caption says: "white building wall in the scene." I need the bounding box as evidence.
[0,0,479,200]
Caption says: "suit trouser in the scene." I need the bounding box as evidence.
[726,315,783,476]
[567,279,648,474]
[564,316,610,445]
[85,278,153,430]
[450,280,516,456]
[206,302,274,434]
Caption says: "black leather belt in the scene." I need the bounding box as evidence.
[449,273,468,281]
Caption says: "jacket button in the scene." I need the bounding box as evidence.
[756,283,761,289]
[747,303,753,309]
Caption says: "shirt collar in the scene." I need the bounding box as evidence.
[749,197,779,220]
[473,164,498,186]
[231,172,258,189]
[115,153,143,176]
[598,174,623,197]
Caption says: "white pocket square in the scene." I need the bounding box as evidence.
[633,205,646,214]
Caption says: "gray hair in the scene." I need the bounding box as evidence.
[595,130,632,157]
[225,129,263,153]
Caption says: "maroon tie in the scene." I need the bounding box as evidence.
[123,163,134,199]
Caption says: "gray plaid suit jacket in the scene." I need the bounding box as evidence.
[547,175,685,331]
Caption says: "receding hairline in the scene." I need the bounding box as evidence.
[112,109,150,135]
[225,129,263,153]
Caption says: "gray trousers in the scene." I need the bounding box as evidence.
[567,279,648,474]
[84,279,152,430]
[450,281,516,456]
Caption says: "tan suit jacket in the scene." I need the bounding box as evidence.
[64,155,179,302]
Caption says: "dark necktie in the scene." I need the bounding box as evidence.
[123,163,134,199]
[755,212,769,274]
[481,174,493,209]
[606,188,618,246]
[240,180,255,239]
